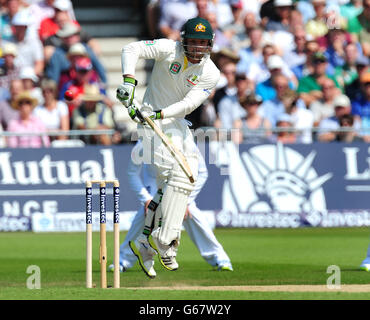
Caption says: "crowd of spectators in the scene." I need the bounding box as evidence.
[148,0,370,144]
[0,0,369,147]
[0,0,118,147]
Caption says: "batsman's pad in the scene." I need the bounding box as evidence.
[152,153,198,246]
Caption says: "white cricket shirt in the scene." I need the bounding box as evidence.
[121,39,220,119]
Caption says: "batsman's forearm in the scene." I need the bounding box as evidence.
[162,92,206,119]
[121,44,140,75]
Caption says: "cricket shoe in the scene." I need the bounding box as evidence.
[108,264,125,273]
[359,263,370,272]
[129,239,157,279]
[215,261,233,271]
[148,235,179,271]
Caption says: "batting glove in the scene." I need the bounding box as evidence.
[116,76,137,107]
[140,102,162,121]
[127,105,144,124]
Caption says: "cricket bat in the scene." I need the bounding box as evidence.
[132,100,195,184]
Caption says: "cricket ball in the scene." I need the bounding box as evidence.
[64,89,75,101]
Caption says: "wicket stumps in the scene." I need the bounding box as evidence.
[86,180,120,289]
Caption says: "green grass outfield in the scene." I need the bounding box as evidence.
[0,227,369,300]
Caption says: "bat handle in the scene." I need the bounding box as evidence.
[132,103,146,123]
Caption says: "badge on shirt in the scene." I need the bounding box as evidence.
[169,62,182,74]
[144,40,156,46]
[186,74,200,87]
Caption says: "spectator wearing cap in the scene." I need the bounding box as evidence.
[58,42,99,92]
[264,1,303,57]
[230,0,244,24]
[33,78,69,141]
[45,22,106,86]
[309,77,340,126]
[40,0,99,59]
[270,113,297,144]
[281,89,314,143]
[211,47,240,88]
[232,92,272,144]
[317,93,359,142]
[59,56,101,116]
[345,55,370,100]
[72,84,115,145]
[297,51,341,106]
[215,72,252,130]
[347,0,370,56]
[352,72,370,140]
[19,66,43,106]
[291,39,319,80]
[7,90,50,148]
[0,43,20,94]
[265,0,294,32]
[38,0,80,44]
[222,0,245,47]
[28,0,76,32]
[260,0,279,27]
[247,44,296,85]
[0,78,22,130]
[11,8,44,76]
[255,54,297,101]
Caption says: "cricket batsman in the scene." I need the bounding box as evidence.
[116,17,220,270]
[108,141,233,278]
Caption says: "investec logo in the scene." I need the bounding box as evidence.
[0,149,116,185]
[86,188,93,224]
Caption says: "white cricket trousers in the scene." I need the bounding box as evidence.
[119,204,231,269]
